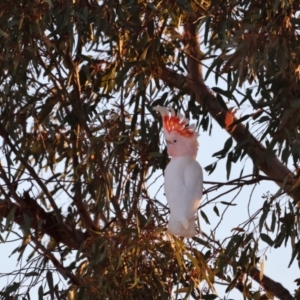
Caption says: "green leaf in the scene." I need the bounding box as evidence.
[25,272,40,277]
[212,137,233,158]
[204,16,211,45]
[250,14,262,19]
[226,152,233,180]
[140,43,151,61]
[260,233,274,246]
[220,201,237,206]
[200,210,210,224]
[148,152,162,158]
[192,236,211,248]
[224,234,244,256]
[46,271,54,299]
[205,57,223,81]
[185,252,199,268]
[0,28,9,38]
[36,97,56,123]
[274,231,285,248]
[271,210,276,232]
[212,87,232,99]
[259,202,270,232]
[5,206,16,231]
[38,285,43,300]
[202,294,218,299]
[4,282,20,294]
[215,93,228,111]
[213,205,219,217]
[204,162,217,175]
[22,214,31,236]
[288,241,300,267]
[253,115,270,124]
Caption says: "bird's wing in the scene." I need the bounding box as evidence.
[183,160,203,218]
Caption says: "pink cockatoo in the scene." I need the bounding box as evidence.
[154,106,203,237]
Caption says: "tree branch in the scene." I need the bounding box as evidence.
[32,234,82,286]
[0,123,65,224]
[0,163,27,207]
[71,124,98,231]
[249,267,294,300]
[0,195,86,249]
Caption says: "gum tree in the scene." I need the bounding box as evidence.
[0,0,299,299]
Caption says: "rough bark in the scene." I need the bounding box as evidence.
[0,195,86,249]
[249,267,294,300]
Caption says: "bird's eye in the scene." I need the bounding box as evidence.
[173,139,177,143]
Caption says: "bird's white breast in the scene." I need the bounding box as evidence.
[164,156,197,211]
[165,156,195,186]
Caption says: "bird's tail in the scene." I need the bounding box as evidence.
[167,214,197,238]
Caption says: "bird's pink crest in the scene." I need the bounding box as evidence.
[153,106,198,138]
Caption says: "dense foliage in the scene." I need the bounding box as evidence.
[0,0,299,299]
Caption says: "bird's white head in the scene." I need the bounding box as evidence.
[153,106,199,158]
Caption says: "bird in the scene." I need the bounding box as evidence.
[153,106,203,237]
